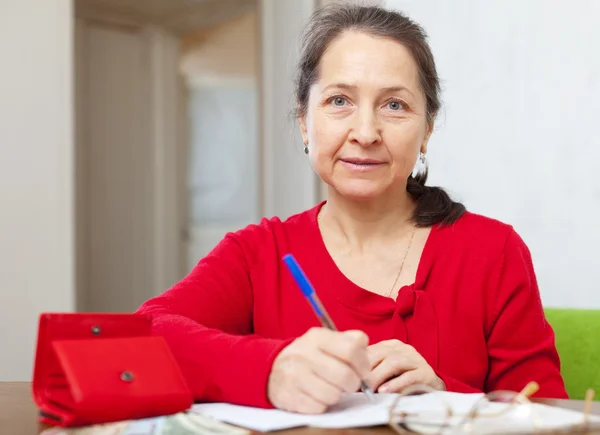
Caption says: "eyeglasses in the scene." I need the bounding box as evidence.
[388,382,598,434]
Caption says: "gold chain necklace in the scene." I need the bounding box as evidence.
[386,226,416,297]
[317,206,416,298]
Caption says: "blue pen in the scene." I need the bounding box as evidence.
[282,253,375,402]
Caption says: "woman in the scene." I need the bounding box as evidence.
[137,4,567,413]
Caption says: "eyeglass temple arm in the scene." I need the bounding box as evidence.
[584,389,595,423]
[514,381,539,403]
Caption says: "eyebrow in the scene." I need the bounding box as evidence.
[321,83,416,98]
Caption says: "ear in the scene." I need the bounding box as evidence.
[421,120,434,154]
[298,114,308,146]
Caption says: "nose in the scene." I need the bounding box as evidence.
[348,108,382,147]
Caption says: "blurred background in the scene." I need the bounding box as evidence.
[0,0,598,381]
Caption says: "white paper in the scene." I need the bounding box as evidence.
[191,392,480,431]
[191,393,394,431]
[192,391,600,433]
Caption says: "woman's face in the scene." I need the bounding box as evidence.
[299,31,432,202]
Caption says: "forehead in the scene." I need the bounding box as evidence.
[316,31,421,92]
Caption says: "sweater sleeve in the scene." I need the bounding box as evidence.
[136,231,291,407]
[484,229,568,398]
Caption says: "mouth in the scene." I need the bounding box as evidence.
[340,158,385,166]
[339,158,385,172]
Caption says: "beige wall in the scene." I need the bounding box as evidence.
[0,0,75,380]
[75,19,183,313]
[79,23,156,313]
[260,0,321,218]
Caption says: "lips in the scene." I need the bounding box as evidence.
[340,158,384,165]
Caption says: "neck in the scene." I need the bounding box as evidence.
[320,185,415,249]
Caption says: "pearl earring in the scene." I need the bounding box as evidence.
[412,152,428,177]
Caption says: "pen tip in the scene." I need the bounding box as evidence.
[361,381,376,402]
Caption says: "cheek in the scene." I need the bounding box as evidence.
[386,125,425,161]
[308,115,347,157]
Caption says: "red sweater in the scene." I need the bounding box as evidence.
[137,202,568,406]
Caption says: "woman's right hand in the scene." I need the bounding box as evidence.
[267,327,371,414]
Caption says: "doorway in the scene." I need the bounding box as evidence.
[74,0,322,314]
[179,11,261,271]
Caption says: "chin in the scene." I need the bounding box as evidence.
[334,184,387,202]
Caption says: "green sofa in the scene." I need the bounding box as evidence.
[544,308,600,400]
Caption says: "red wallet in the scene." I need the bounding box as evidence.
[32,313,193,427]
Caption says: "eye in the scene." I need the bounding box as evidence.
[387,99,404,111]
[330,96,347,106]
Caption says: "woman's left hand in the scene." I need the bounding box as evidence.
[366,340,446,393]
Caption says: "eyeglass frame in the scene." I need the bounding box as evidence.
[387,382,597,435]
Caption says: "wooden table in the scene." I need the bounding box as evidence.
[2,382,600,434]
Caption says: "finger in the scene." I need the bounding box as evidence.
[378,369,421,393]
[369,353,417,392]
[368,340,409,370]
[299,369,344,407]
[367,340,396,369]
[308,349,361,393]
[278,358,338,414]
[306,328,368,350]
[317,330,370,378]
[302,328,366,389]
[284,389,328,414]
[344,330,369,347]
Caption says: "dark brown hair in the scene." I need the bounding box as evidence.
[295,3,465,227]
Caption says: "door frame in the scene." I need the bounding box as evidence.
[76,0,371,309]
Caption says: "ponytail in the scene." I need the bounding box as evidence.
[407,170,466,227]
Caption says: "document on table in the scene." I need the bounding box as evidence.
[193,392,400,432]
[192,391,600,433]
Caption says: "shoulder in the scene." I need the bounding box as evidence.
[223,202,321,260]
[438,211,528,259]
[231,202,320,240]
